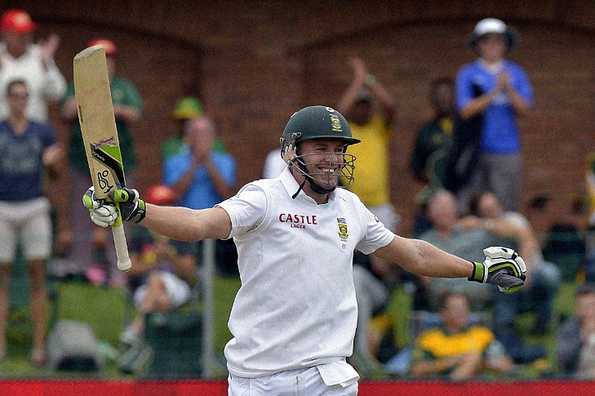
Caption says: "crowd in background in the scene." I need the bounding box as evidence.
[0,8,594,380]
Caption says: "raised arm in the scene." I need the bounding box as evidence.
[337,57,367,115]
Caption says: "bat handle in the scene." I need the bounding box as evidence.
[112,205,131,271]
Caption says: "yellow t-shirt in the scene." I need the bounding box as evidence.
[346,115,392,206]
[416,325,495,358]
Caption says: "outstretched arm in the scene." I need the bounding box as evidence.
[143,205,231,242]
[84,186,231,242]
[373,236,526,292]
[373,236,474,278]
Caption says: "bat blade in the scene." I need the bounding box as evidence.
[74,46,125,198]
[74,46,131,271]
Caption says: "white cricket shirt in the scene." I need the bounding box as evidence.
[217,168,395,378]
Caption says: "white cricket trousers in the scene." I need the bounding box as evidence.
[228,366,358,396]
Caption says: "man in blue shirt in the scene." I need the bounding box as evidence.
[0,79,62,366]
[163,116,237,275]
[456,18,533,212]
[164,116,236,210]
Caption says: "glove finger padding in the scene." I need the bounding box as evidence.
[111,187,146,223]
[483,246,527,279]
[489,271,525,294]
[469,246,527,293]
[90,206,117,227]
[83,186,119,227]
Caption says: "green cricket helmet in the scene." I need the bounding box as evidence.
[280,105,360,193]
[281,105,360,151]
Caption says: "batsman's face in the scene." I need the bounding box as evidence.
[299,139,349,191]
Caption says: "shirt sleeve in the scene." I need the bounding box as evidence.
[163,154,188,186]
[220,155,236,186]
[513,66,534,106]
[216,183,267,239]
[41,123,57,148]
[354,198,395,255]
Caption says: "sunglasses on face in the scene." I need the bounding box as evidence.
[8,92,29,99]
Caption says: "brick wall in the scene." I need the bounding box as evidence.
[8,0,594,235]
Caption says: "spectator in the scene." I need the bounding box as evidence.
[419,190,498,310]
[410,291,512,380]
[410,77,455,189]
[337,57,400,372]
[161,96,204,161]
[588,152,595,282]
[121,185,198,344]
[542,196,587,281]
[163,116,237,275]
[465,191,559,362]
[410,77,455,236]
[455,18,533,212]
[262,148,286,179]
[0,79,63,366]
[164,116,235,209]
[556,284,595,378]
[61,38,143,281]
[0,9,66,123]
[337,56,398,232]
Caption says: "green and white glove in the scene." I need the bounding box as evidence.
[83,186,147,227]
[469,246,527,293]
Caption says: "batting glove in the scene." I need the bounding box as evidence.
[469,246,527,293]
[82,186,118,228]
[111,187,147,223]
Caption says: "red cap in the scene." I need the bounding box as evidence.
[145,185,177,205]
[87,38,117,56]
[1,9,37,33]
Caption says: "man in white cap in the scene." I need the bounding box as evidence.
[455,18,533,212]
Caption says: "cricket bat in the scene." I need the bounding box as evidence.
[74,46,131,271]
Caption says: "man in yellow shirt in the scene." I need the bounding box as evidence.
[338,56,397,231]
[410,291,512,380]
[338,57,398,374]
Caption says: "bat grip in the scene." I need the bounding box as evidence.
[112,205,131,271]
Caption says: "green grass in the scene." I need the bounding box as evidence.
[0,276,581,379]
[1,281,128,378]
[57,283,128,345]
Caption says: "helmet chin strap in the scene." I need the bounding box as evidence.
[291,160,335,199]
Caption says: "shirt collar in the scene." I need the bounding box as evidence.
[279,167,336,205]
